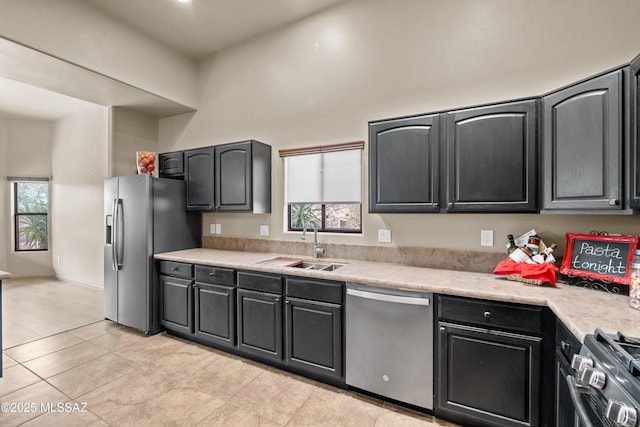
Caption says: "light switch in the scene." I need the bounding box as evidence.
[215,224,222,235]
[260,225,269,236]
[210,224,216,234]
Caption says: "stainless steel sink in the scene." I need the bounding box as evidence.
[255,257,345,272]
[291,261,345,271]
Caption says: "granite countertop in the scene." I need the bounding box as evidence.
[155,248,640,342]
[0,270,10,280]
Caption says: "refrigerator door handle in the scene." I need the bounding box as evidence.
[111,198,118,271]
[113,198,123,271]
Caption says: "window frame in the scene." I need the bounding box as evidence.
[13,180,49,252]
[281,141,364,235]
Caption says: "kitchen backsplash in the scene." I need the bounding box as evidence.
[202,236,505,273]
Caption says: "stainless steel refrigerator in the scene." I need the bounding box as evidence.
[104,174,201,334]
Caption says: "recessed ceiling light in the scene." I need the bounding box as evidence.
[177,0,192,3]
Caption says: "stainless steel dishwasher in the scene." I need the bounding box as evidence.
[345,283,433,410]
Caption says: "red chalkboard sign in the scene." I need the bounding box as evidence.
[560,233,639,285]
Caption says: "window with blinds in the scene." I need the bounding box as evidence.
[281,142,363,233]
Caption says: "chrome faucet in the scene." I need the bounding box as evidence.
[301,219,324,258]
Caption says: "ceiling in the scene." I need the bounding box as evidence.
[86,0,351,60]
[0,0,350,121]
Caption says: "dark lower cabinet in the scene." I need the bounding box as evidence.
[159,274,193,335]
[194,282,235,348]
[285,297,342,379]
[436,295,549,427]
[237,288,283,362]
[437,322,541,427]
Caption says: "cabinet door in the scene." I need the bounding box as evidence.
[285,297,342,379]
[184,147,215,210]
[237,289,283,362]
[159,275,193,334]
[542,70,623,211]
[436,322,541,427]
[368,114,441,212]
[630,57,640,209]
[158,152,184,178]
[194,282,235,348]
[444,100,537,212]
[215,141,252,211]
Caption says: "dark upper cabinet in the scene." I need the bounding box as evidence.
[182,141,271,212]
[542,69,624,212]
[215,140,271,213]
[158,151,184,178]
[444,100,538,212]
[368,114,441,213]
[629,55,640,209]
[184,146,215,210]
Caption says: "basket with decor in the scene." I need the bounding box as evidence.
[493,229,559,286]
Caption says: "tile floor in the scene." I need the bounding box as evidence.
[3,278,103,348]
[1,278,459,426]
[2,322,459,426]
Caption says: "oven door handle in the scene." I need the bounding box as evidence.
[565,375,595,427]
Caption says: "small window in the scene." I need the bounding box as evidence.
[282,142,363,233]
[14,181,49,251]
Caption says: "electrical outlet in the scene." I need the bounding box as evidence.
[481,229,494,246]
[215,224,222,235]
[378,229,392,243]
[210,224,217,234]
[260,225,269,236]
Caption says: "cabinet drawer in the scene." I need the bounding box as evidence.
[195,265,236,286]
[438,295,542,334]
[285,277,343,304]
[238,271,283,294]
[158,261,193,279]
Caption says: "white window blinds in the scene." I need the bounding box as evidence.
[284,146,362,204]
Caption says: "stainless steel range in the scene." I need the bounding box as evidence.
[569,329,640,427]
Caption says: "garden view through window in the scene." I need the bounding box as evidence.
[289,203,362,232]
[14,181,49,251]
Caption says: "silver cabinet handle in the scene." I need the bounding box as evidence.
[347,288,429,306]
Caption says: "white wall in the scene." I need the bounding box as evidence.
[1,118,55,276]
[159,0,640,254]
[110,107,159,177]
[0,0,197,108]
[51,105,109,287]
[0,118,7,270]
